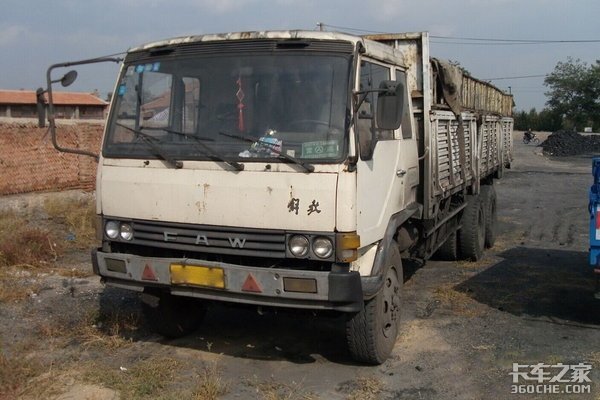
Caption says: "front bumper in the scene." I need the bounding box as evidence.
[92,249,363,312]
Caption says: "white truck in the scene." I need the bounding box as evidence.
[43,30,513,364]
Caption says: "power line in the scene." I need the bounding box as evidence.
[430,40,595,46]
[317,23,389,35]
[318,23,600,45]
[431,35,600,44]
[484,74,547,81]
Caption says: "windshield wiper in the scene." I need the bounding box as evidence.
[115,122,182,169]
[219,131,315,173]
[147,127,243,171]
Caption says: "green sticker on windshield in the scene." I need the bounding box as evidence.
[302,140,340,159]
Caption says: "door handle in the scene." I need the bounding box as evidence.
[396,169,407,177]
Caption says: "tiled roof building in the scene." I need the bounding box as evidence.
[0,89,108,120]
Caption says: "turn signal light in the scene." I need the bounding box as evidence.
[336,232,360,262]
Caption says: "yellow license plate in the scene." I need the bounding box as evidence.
[170,264,225,289]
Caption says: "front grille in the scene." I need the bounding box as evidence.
[123,219,286,258]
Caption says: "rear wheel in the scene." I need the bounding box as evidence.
[458,195,485,261]
[481,185,497,248]
[435,230,458,261]
[346,246,402,364]
[141,291,207,338]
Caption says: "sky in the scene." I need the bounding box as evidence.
[1,0,599,112]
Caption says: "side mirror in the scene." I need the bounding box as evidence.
[36,70,78,128]
[376,80,404,130]
[43,56,122,161]
[60,70,78,87]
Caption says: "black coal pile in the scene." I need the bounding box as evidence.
[541,130,600,156]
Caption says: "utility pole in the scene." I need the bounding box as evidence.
[317,22,324,32]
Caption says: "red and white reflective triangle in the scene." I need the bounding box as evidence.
[141,264,158,281]
[241,273,262,293]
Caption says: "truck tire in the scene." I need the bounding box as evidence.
[141,291,207,338]
[346,245,402,364]
[435,231,458,261]
[458,195,485,261]
[480,185,497,248]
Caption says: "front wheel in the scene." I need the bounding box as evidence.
[532,137,540,145]
[141,291,207,338]
[346,246,402,364]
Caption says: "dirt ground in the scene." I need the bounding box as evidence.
[1,131,599,399]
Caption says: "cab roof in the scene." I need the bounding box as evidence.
[128,30,404,66]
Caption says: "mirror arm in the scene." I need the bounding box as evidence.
[45,57,122,162]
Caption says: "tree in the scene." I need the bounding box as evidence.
[513,108,562,132]
[544,58,600,130]
[537,108,562,131]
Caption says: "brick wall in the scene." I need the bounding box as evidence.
[0,121,104,195]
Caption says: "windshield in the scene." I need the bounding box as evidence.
[103,52,351,163]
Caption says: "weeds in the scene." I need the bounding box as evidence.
[0,351,44,399]
[0,197,95,302]
[433,284,486,317]
[245,376,316,400]
[35,307,142,350]
[84,357,181,399]
[0,266,44,302]
[43,196,97,248]
[0,210,59,269]
[190,363,230,400]
[336,376,385,400]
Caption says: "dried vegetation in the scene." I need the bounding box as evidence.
[0,195,96,303]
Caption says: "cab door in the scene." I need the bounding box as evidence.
[355,60,406,247]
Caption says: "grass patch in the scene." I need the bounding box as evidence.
[456,257,493,270]
[336,376,385,400]
[0,207,97,303]
[0,351,45,399]
[245,376,316,400]
[43,196,97,249]
[433,284,486,317]
[35,307,142,350]
[53,266,95,279]
[0,267,44,302]
[84,357,181,399]
[0,210,60,269]
[190,363,230,400]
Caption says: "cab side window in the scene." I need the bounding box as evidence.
[359,61,393,140]
[395,69,412,139]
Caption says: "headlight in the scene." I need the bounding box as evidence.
[105,220,119,239]
[312,237,333,259]
[289,235,309,257]
[119,223,133,241]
